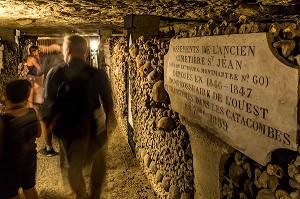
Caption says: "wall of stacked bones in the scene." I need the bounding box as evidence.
[106,16,300,199]
[0,36,33,98]
[106,35,195,199]
[0,42,18,97]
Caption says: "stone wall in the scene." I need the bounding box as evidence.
[107,35,195,198]
[18,36,35,61]
[105,37,129,136]
[0,41,19,98]
[178,18,300,67]
[0,36,34,108]
[178,17,300,199]
[106,16,300,199]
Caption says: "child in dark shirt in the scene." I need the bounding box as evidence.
[0,79,41,199]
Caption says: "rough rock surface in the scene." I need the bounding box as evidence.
[0,0,299,36]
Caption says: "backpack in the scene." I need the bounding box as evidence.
[1,109,38,162]
[49,66,94,139]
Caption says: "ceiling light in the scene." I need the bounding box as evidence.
[90,40,99,51]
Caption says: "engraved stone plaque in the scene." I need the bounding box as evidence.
[164,33,299,165]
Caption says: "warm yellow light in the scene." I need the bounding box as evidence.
[90,40,99,51]
[0,7,5,15]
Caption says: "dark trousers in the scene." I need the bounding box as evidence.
[59,131,107,199]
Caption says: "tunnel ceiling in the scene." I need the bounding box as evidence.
[0,0,299,37]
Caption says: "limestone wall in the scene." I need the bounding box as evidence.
[0,41,21,97]
[105,37,129,134]
[178,17,300,199]
[104,16,300,199]
[0,36,34,107]
[107,35,195,198]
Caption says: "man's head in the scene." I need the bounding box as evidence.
[6,79,31,103]
[63,35,88,62]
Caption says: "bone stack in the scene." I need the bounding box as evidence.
[107,34,195,198]
[107,15,300,198]
[180,16,300,199]
[0,38,26,98]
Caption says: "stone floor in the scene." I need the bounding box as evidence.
[18,124,156,199]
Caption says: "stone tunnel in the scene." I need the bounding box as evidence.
[0,1,300,199]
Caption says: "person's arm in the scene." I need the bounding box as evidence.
[43,67,54,100]
[98,70,117,130]
[0,117,5,159]
[40,66,62,123]
[33,57,42,71]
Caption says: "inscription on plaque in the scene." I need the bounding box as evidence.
[164,33,299,165]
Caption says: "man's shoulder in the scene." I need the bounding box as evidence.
[87,67,107,82]
[45,63,67,84]
[48,63,66,75]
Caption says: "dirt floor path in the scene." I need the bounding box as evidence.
[19,124,156,199]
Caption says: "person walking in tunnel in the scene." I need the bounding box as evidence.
[0,79,41,199]
[38,44,64,157]
[27,46,58,157]
[26,45,44,108]
[41,35,115,199]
